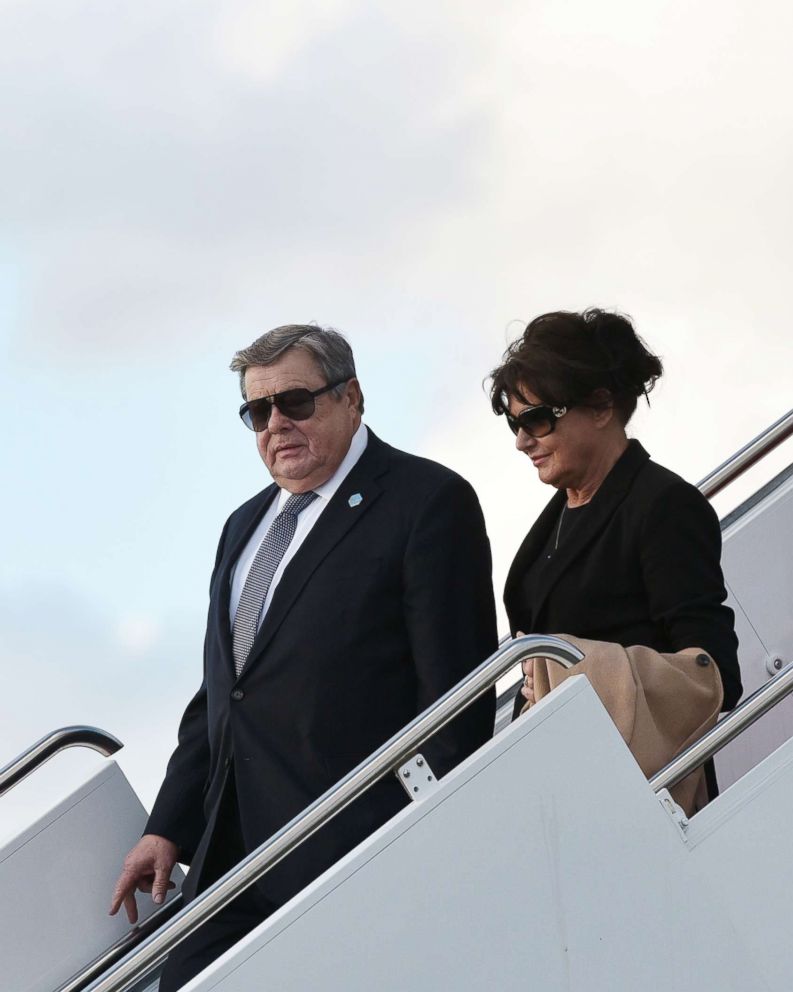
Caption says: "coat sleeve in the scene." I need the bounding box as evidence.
[144,679,210,862]
[640,482,742,710]
[144,520,229,861]
[401,473,499,777]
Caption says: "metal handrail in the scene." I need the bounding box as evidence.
[697,407,793,499]
[651,659,793,794]
[0,726,122,797]
[57,897,183,992]
[79,634,583,992]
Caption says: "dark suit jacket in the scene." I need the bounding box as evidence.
[146,430,498,906]
[504,440,742,712]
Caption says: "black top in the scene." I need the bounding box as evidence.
[505,439,742,711]
[518,502,589,617]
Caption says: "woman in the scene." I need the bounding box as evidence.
[490,309,741,806]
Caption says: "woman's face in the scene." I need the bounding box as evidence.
[507,387,606,491]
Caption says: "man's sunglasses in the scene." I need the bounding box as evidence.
[505,404,569,438]
[239,379,350,432]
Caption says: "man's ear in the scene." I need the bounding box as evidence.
[345,378,363,413]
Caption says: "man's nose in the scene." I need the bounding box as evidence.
[267,404,294,433]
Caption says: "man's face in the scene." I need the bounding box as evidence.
[244,349,362,494]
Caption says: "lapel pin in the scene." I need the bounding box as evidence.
[348,493,363,508]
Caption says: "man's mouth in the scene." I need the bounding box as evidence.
[274,443,304,457]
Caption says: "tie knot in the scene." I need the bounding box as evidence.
[281,491,318,518]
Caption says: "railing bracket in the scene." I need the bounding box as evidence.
[766,654,786,677]
[656,788,689,834]
[396,753,439,801]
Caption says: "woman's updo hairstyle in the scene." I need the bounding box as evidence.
[490,308,663,426]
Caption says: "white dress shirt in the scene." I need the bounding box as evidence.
[229,422,369,629]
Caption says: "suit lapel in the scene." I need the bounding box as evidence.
[509,440,651,628]
[238,432,390,677]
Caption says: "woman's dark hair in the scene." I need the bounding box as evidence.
[489,309,663,426]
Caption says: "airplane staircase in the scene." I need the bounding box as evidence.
[2,408,792,992]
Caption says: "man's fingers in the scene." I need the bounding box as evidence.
[124,890,139,925]
[151,865,173,905]
[111,837,179,919]
[138,877,176,895]
[109,869,135,916]
[109,875,139,924]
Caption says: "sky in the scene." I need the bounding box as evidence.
[2,0,792,836]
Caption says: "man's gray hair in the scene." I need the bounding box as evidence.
[230,324,364,413]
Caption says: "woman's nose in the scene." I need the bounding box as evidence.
[516,428,535,454]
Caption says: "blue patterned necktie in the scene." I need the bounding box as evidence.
[232,490,318,676]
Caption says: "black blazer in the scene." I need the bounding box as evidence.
[505,440,742,711]
[147,430,498,906]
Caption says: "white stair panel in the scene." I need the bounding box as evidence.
[717,467,793,788]
[0,760,181,992]
[183,678,779,992]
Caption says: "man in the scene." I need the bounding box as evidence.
[110,325,497,990]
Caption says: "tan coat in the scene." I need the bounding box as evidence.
[522,635,724,816]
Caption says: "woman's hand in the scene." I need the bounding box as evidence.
[521,656,535,706]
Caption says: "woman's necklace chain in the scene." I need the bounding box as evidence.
[546,503,567,559]
[555,503,567,550]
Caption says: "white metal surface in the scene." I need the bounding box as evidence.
[716,465,793,788]
[685,738,793,991]
[0,760,181,992]
[181,678,790,992]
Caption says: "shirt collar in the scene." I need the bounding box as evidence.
[276,422,369,509]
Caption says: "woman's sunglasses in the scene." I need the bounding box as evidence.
[505,404,569,438]
[239,379,349,432]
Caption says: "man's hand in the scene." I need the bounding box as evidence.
[109,834,179,924]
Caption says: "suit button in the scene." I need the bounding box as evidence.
[696,653,711,667]
[231,688,245,701]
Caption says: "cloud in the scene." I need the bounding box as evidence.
[213,0,358,83]
[2,1,492,358]
[116,612,163,655]
[0,580,204,815]
[4,0,793,404]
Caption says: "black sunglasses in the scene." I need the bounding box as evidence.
[239,379,350,432]
[505,404,569,438]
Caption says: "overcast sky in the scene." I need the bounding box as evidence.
[2,0,792,835]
